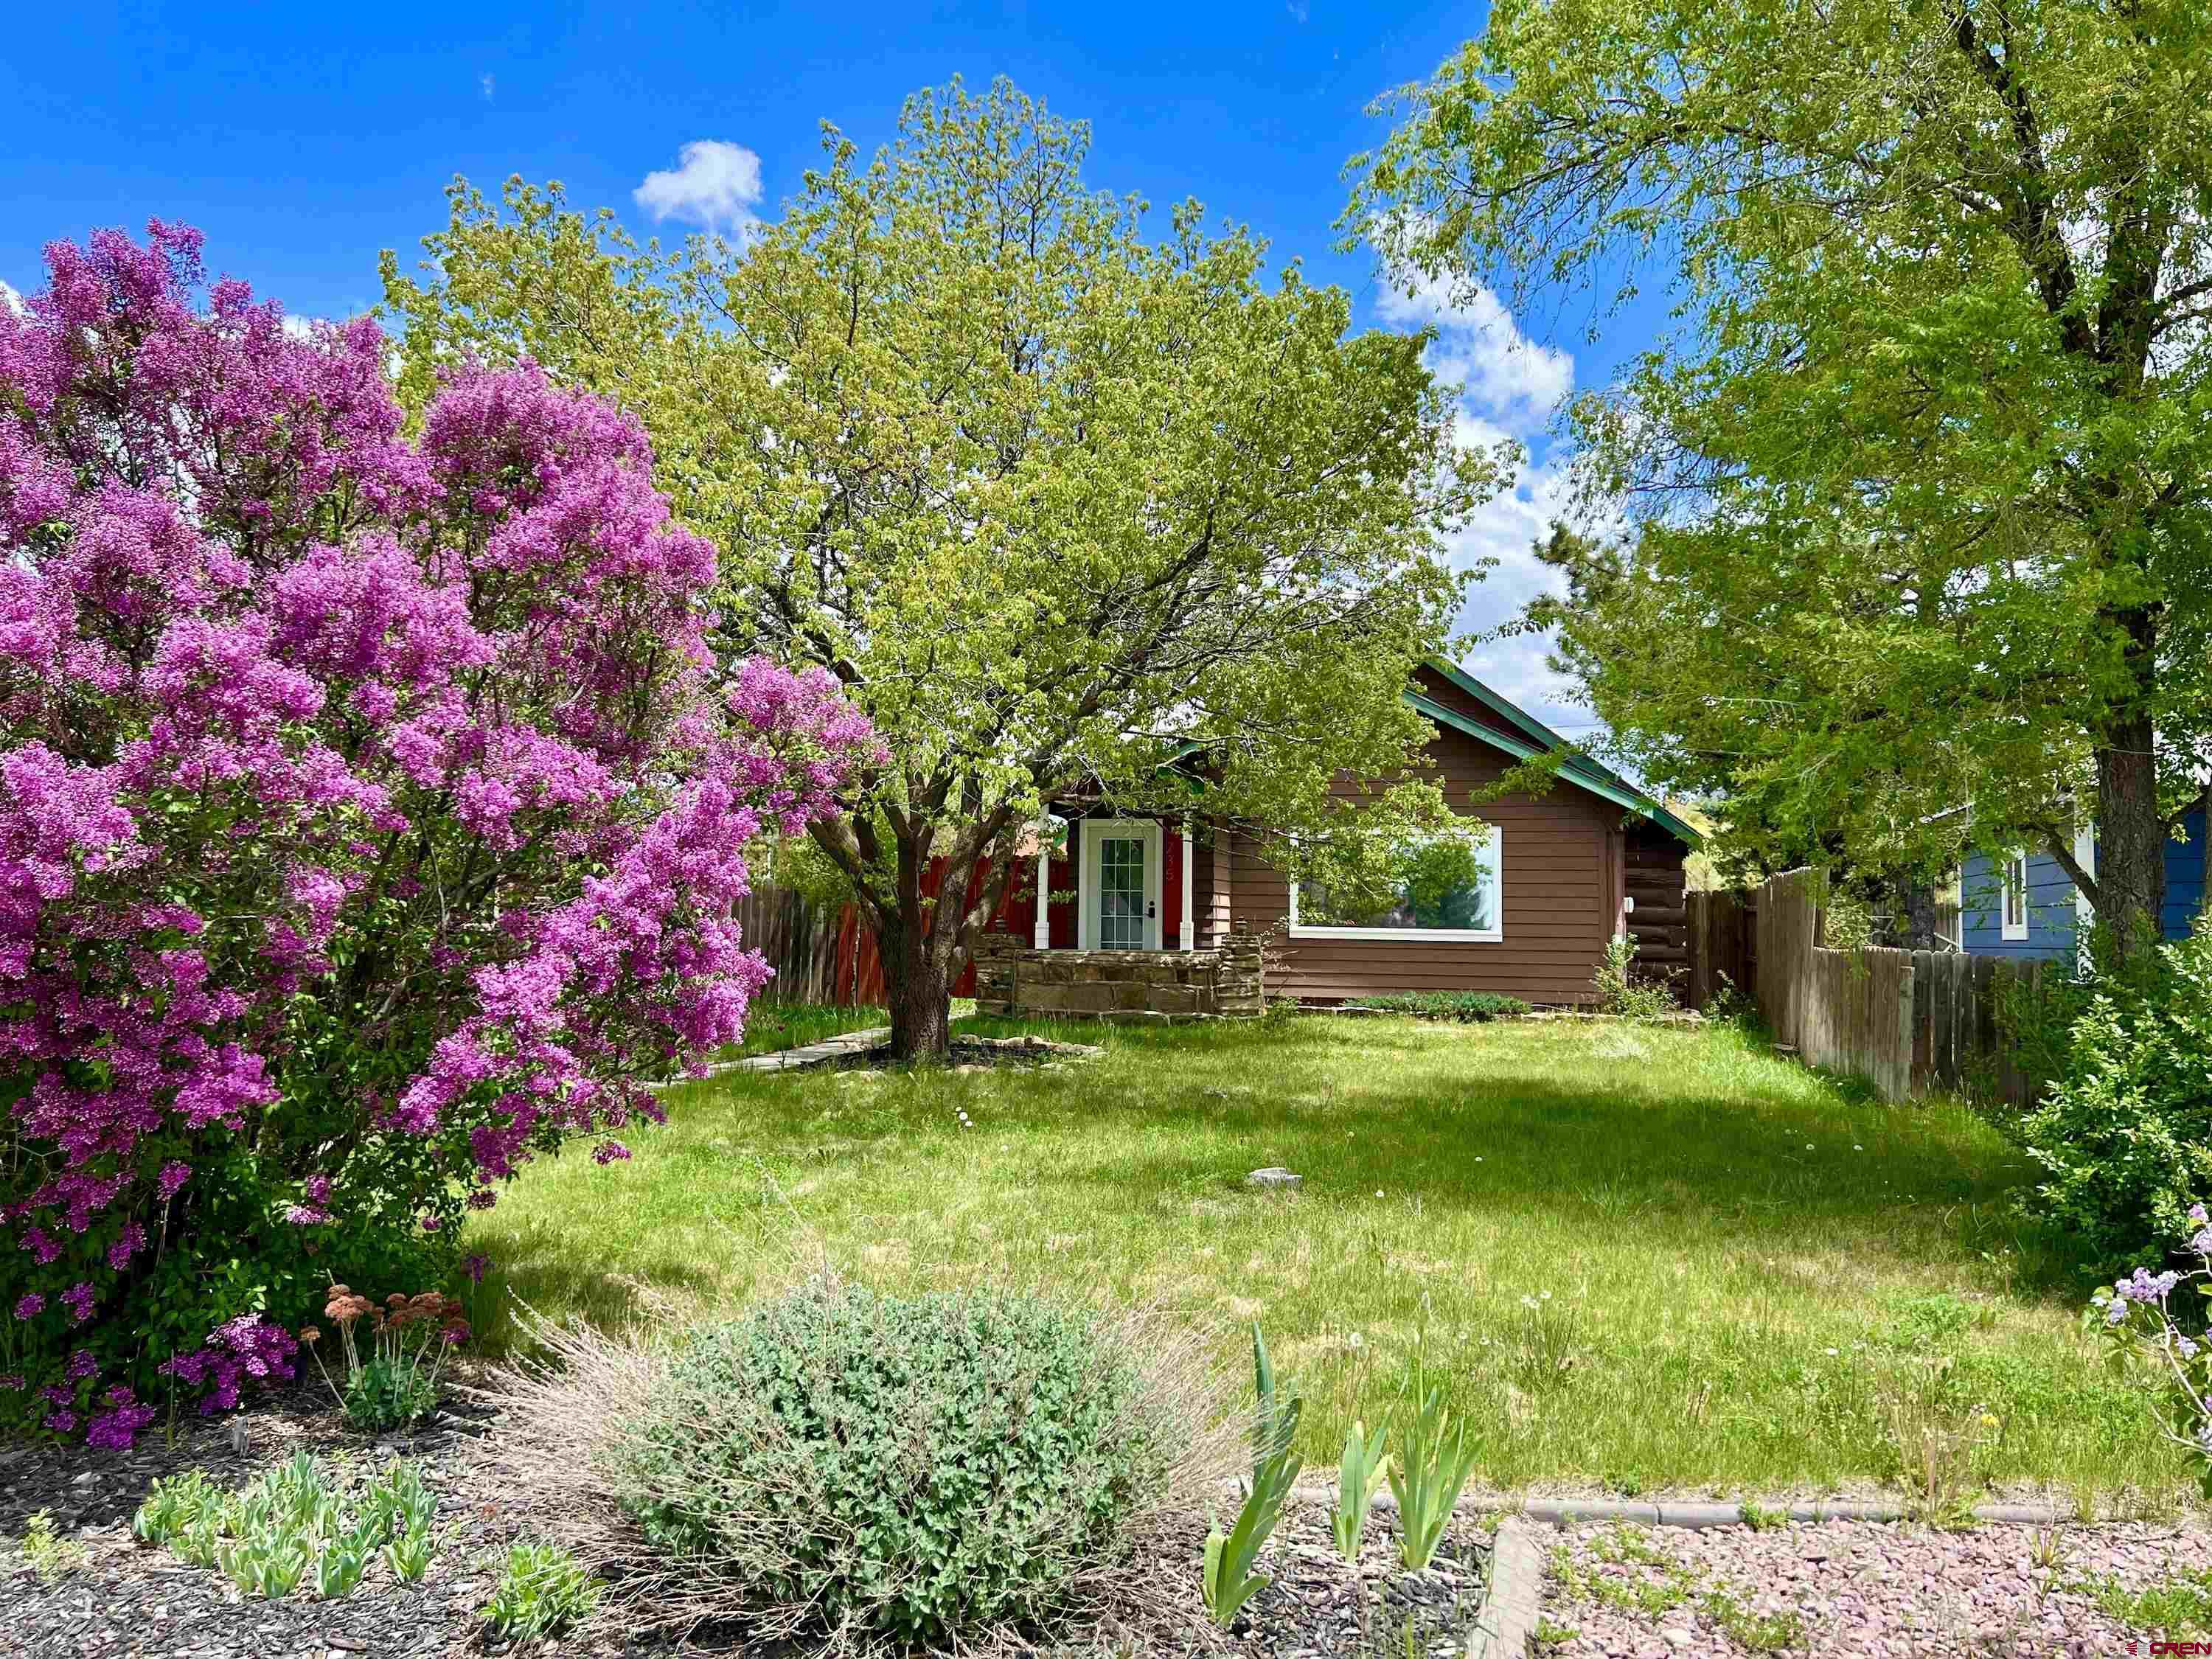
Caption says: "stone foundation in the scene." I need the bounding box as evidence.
[973,931,1264,1022]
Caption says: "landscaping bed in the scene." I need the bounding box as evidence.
[1543,1516,2212,1657]
[0,1373,1488,1658]
[0,1378,585,1659]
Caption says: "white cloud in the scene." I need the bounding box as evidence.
[1441,448,1590,727]
[1376,269,1574,433]
[633,139,765,234]
[480,73,496,102]
[0,280,27,319]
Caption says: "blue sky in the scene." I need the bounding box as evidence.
[4,0,1649,728]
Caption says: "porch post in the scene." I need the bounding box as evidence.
[1179,821,1195,950]
[1033,819,1052,950]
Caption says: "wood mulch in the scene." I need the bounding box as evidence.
[0,1378,1486,1659]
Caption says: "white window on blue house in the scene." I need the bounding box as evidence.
[2001,854,2029,941]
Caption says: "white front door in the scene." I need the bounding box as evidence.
[1082,819,1161,949]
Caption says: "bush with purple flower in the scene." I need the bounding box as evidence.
[0,223,874,1444]
[2090,1203,2212,1498]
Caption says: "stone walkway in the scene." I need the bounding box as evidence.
[717,1026,890,1074]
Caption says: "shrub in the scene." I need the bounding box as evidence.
[482,1541,604,1641]
[1350,990,1529,1022]
[479,1284,1239,1652]
[1593,936,1676,1020]
[0,223,875,1441]
[2090,1203,2212,1500]
[612,1283,1183,1643]
[2006,924,2212,1267]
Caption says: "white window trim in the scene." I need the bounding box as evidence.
[2000,853,2030,942]
[1077,818,1163,950]
[2072,821,2096,934]
[1288,824,1505,943]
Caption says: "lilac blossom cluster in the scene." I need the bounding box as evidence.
[0,223,875,1444]
[2091,1203,2212,1495]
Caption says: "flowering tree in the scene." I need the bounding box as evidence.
[2092,1204,2212,1499]
[0,223,872,1445]
[384,80,1486,1061]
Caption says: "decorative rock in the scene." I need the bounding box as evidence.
[1247,1167,1302,1188]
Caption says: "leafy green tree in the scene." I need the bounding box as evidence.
[388,80,1489,1057]
[1353,0,2212,954]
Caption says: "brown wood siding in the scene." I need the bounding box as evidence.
[1227,717,1660,1006]
[1191,833,1231,947]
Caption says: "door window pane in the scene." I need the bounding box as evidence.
[1099,835,1147,947]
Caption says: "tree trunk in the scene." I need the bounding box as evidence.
[884,942,953,1062]
[877,827,984,1064]
[2093,708,2166,964]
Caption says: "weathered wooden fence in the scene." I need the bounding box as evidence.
[1724,867,2045,1106]
[731,884,846,1004]
[1683,888,1756,1010]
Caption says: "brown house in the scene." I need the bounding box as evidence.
[981,661,1700,1010]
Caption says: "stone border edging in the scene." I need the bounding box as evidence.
[1467,1515,1544,1659]
[1507,1495,2069,1528]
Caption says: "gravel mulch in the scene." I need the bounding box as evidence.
[1067,1501,1491,1658]
[0,1375,624,1659]
[1544,1515,2212,1658]
[0,1377,1485,1659]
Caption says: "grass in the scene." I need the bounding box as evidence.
[465,1013,2186,1501]
[715,1001,886,1060]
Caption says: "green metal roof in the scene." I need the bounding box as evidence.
[1408,669,1702,846]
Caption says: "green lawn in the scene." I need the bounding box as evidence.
[466,1014,2183,1505]
[714,1001,887,1060]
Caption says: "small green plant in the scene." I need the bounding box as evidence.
[305,1285,469,1433]
[1202,1323,1305,1628]
[1349,991,1530,1023]
[1703,1586,1806,1652]
[1738,1499,1788,1532]
[1531,1615,1580,1649]
[1202,1424,1301,1627]
[18,1511,88,1583]
[384,1517,436,1584]
[1330,1419,1391,1565]
[1874,1355,1997,1526]
[132,1469,224,1545]
[482,1540,605,1641]
[2068,1565,2212,1635]
[131,1453,434,1599]
[1593,936,1676,1020]
[1388,1352,1482,1571]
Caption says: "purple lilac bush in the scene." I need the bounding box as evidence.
[0,223,874,1445]
[2092,1202,2212,1498]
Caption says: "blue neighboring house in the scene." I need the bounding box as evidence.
[1960,806,2208,960]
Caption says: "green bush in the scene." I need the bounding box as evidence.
[606,1282,1185,1644]
[1350,990,1530,1022]
[2006,923,2212,1267]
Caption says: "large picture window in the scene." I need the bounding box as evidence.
[1290,824,1503,942]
